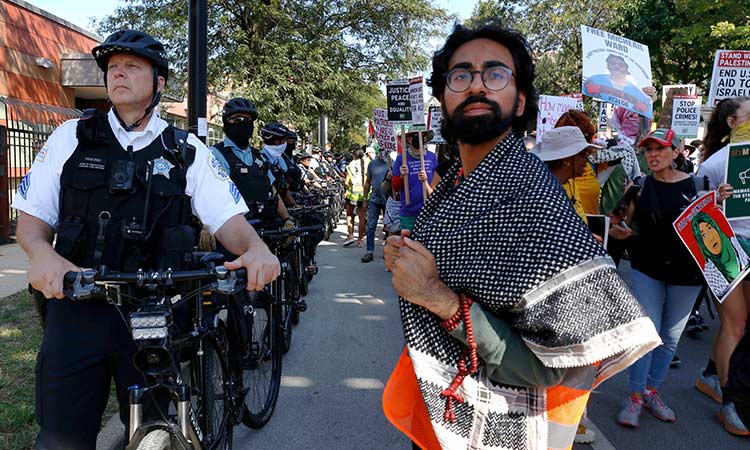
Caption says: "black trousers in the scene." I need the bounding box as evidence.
[35,300,145,450]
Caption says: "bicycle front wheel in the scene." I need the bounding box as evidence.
[135,429,171,450]
[201,323,234,449]
[241,290,282,429]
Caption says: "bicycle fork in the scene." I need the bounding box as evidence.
[128,384,203,449]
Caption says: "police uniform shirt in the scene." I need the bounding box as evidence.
[210,137,276,185]
[12,109,248,234]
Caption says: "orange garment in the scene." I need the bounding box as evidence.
[383,347,597,450]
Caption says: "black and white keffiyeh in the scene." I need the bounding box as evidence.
[401,133,659,450]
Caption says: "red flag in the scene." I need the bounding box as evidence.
[368,121,375,136]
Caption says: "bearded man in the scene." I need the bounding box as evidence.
[383,22,660,450]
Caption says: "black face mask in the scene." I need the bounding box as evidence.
[443,95,517,145]
[410,136,420,149]
[285,142,295,156]
[224,122,254,149]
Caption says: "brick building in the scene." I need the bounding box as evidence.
[0,0,224,240]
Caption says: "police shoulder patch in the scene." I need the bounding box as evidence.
[19,171,31,200]
[35,145,49,163]
[208,153,229,180]
[228,180,242,204]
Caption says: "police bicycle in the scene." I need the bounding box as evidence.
[61,257,279,449]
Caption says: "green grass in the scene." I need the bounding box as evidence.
[0,290,42,450]
[0,291,119,450]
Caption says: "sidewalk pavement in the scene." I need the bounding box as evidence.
[0,242,29,298]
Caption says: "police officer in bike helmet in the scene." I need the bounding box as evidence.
[260,121,304,205]
[12,30,279,450]
[206,99,294,246]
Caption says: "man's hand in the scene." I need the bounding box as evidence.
[717,182,734,201]
[386,231,459,319]
[400,165,409,176]
[27,246,80,300]
[417,170,428,182]
[609,223,634,240]
[224,244,280,292]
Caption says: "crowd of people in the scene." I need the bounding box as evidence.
[10,16,750,450]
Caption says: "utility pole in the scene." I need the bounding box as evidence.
[187,0,208,143]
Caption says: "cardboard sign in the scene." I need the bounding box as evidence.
[674,191,750,303]
[535,95,579,143]
[427,105,446,144]
[659,85,695,128]
[724,143,750,220]
[671,95,702,139]
[581,25,653,118]
[708,50,750,106]
[661,84,697,107]
[409,76,426,129]
[561,92,585,111]
[373,108,397,154]
[386,79,411,123]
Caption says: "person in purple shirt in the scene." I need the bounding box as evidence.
[391,129,438,231]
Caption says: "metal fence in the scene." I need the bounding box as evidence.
[0,97,82,239]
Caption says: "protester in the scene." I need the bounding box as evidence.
[391,127,438,231]
[615,128,705,427]
[553,110,601,216]
[695,96,750,436]
[343,149,368,247]
[361,149,390,262]
[382,22,658,450]
[530,126,601,223]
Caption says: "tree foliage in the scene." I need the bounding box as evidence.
[96,0,449,148]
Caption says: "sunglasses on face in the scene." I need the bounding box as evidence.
[227,116,254,125]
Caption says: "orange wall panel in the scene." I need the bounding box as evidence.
[2,72,75,107]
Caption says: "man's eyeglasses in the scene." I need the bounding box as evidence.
[445,66,514,93]
[226,116,254,125]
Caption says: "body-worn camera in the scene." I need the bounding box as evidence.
[109,160,137,193]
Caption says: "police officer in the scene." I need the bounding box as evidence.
[260,121,302,206]
[208,99,292,221]
[12,30,279,450]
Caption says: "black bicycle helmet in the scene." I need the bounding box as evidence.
[260,121,292,142]
[222,98,258,122]
[92,30,169,81]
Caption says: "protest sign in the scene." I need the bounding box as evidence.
[673,191,750,303]
[581,25,653,118]
[724,143,750,220]
[671,95,702,139]
[708,50,750,106]
[373,108,397,154]
[409,76,426,130]
[597,102,610,132]
[386,79,411,123]
[561,92,585,111]
[535,95,579,143]
[427,106,446,144]
[659,85,695,128]
[661,84,696,107]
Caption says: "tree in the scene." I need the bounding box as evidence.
[96,0,449,145]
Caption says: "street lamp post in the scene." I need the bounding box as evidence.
[187,0,208,143]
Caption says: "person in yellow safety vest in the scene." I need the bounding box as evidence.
[383,21,660,450]
[343,148,369,247]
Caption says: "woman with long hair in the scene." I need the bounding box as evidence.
[343,149,368,247]
[695,96,750,436]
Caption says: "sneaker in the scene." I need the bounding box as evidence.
[574,424,596,444]
[356,240,364,247]
[719,402,750,436]
[696,374,723,404]
[617,395,643,427]
[342,238,355,247]
[643,390,676,422]
[670,354,681,368]
[361,252,374,263]
[292,298,307,312]
[685,314,702,335]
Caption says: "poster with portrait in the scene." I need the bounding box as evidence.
[580,25,653,119]
[372,108,397,154]
[427,105,446,144]
[674,191,750,303]
[708,50,750,106]
[724,143,750,219]
[535,95,579,143]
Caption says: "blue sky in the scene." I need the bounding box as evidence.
[27,0,479,35]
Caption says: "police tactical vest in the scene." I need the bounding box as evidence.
[213,142,275,219]
[55,109,196,272]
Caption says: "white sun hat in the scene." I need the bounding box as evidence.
[530,126,602,162]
